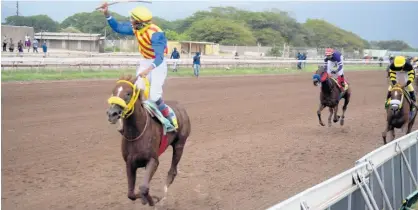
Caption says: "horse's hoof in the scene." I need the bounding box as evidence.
[128,192,137,201]
[139,186,149,205]
[152,196,162,204]
[320,122,325,126]
[139,194,148,205]
[340,119,345,126]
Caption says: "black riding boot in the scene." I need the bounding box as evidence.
[410,91,416,110]
[386,91,391,107]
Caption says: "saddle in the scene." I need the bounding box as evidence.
[330,77,348,99]
[136,77,177,134]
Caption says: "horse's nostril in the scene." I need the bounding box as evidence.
[111,112,118,117]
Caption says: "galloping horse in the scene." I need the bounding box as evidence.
[382,84,417,144]
[312,65,351,127]
[106,74,191,206]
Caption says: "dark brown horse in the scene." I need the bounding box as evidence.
[382,84,417,144]
[106,74,191,206]
[312,65,351,127]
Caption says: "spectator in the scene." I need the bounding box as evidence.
[32,39,39,53]
[26,38,31,52]
[302,52,307,68]
[379,57,383,67]
[3,35,7,52]
[24,34,30,47]
[9,38,14,52]
[17,40,23,56]
[42,41,47,57]
[170,47,180,72]
[296,52,303,70]
[193,52,201,78]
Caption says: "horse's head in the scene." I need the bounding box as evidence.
[312,65,328,86]
[389,84,404,112]
[106,74,141,124]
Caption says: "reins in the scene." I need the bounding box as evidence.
[120,109,149,142]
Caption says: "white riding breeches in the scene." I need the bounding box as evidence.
[135,58,168,102]
[395,71,408,86]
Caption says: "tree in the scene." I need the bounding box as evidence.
[252,28,285,46]
[369,40,413,51]
[60,11,129,39]
[185,17,256,45]
[165,30,190,41]
[303,19,368,51]
[5,15,60,32]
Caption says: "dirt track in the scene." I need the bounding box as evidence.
[2,71,417,210]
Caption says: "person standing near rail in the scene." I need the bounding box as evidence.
[98,2,178,130]
[170,47,180,72]
[193,52,201,78]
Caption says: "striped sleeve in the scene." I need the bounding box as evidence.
[407,65,415,84]
[336,55,344,71]
[389,65,397,84]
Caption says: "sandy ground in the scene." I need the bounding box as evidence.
[2,71,417,210]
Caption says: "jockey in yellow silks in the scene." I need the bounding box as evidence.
[100,3,178,129]
[386,56,416,111]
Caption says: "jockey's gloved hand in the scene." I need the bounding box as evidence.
[392,80,397,86]
[331,70,336,74]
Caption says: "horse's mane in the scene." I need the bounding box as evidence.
[119,74,137,84]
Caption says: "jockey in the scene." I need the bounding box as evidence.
[386,56,416,110]
[324,48,346,89]
[100,3,178,129]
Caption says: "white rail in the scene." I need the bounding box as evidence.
[266,130,418,210]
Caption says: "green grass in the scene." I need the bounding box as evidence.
[1,64,384,82]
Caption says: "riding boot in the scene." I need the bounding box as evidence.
[338,75,345,90]
[386,91,391,107]
[156,98,179,129]
[409,91,416,112]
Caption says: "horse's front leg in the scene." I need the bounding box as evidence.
[126,158,137,201]
[382,124,389,145]
[333,104,340,123]
[328,107,334,127]
[317,103,326,126]
[139,158,159,206]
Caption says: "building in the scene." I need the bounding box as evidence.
[1,25,34,46]
[178,41,219,56]
[34,32,105,52]
[104,39,220,56]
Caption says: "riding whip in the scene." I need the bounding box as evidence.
[96,0,152,10]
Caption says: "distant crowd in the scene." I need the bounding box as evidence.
[2,34,48,57]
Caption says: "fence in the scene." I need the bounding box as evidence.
[266,130,418,210]
[0,57,389,71]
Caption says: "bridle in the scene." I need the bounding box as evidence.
[107,78,150,142]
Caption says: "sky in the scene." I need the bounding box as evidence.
[2,0,418,48]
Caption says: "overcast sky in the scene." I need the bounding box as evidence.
[2,0,418,48]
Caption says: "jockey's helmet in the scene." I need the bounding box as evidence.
[129,6,152,30]
[325,48,334,58]
[394,56,406,68]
